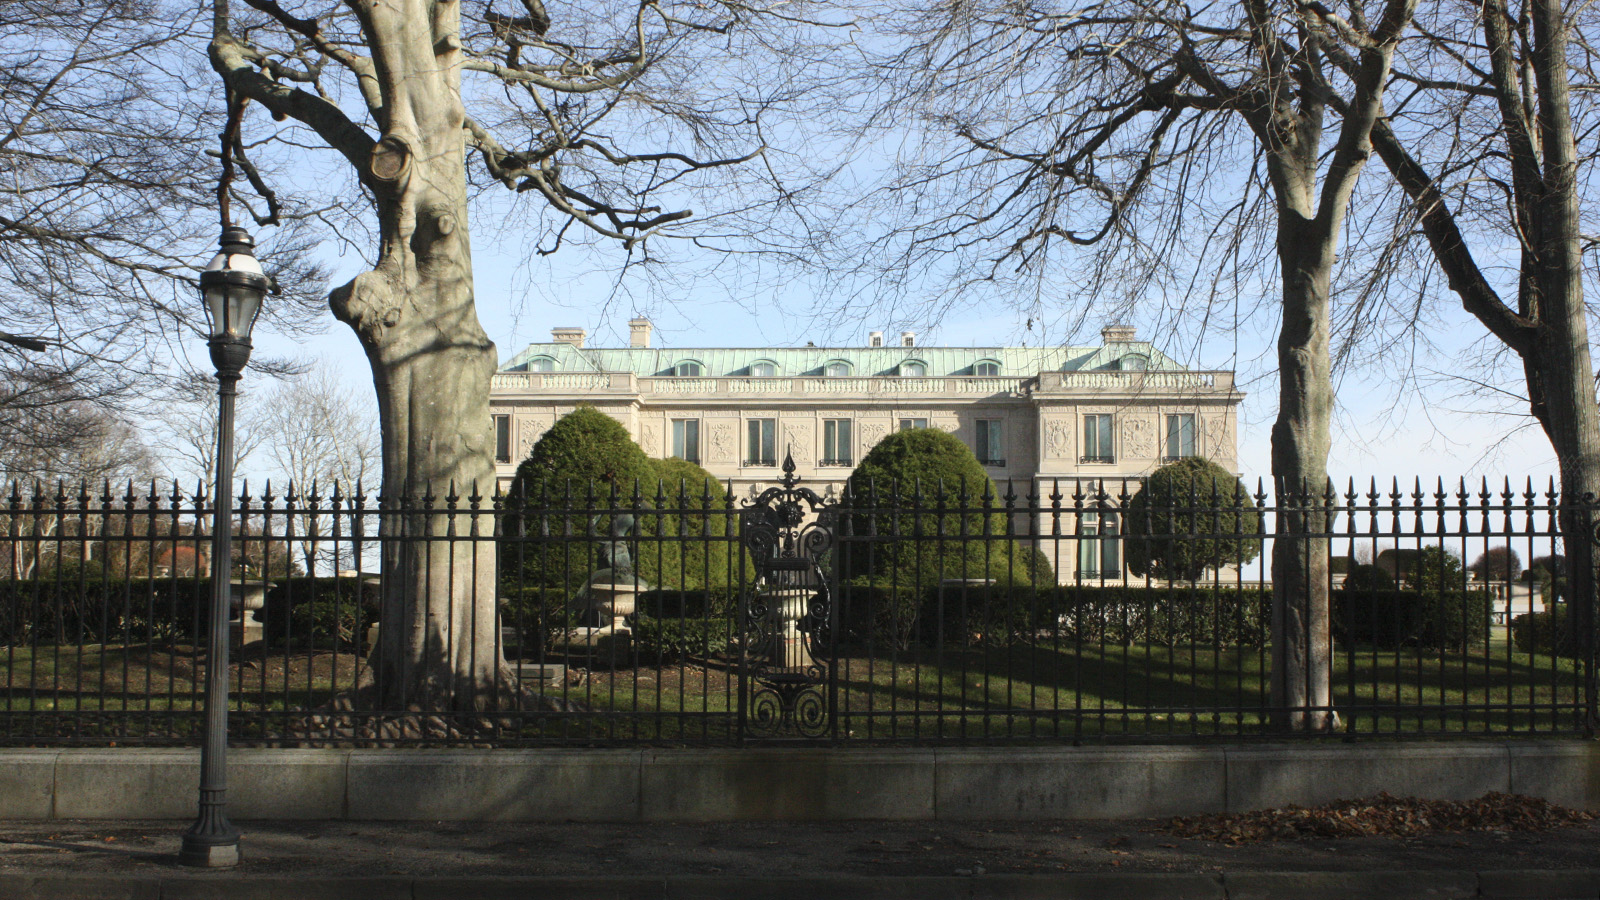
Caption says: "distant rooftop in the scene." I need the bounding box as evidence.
[500,323,1190,378]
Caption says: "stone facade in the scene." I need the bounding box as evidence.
[489,323,1244,504]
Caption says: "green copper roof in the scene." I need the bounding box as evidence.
[501,340,1186,376]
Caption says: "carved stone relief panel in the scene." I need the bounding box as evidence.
[642,422,662,456]
[708,422,736,463]
[782,422,814,463]
[1044,418,1074,460]
[1122,414,1157,459]
[1202,413,1234,460]
[516,415,553,461]
[859,421,890,454]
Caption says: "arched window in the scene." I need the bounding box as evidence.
[673,360,705,377]
[1117,354,1149,372]
[823,359,852,377]
[899,360,927,377]
[749,360,778,377]
[973,360,1002,376]
[528,356,556,372]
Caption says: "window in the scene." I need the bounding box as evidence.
[1165,414,1196,460]
[1118,354,1148,371]
[673,360,704,377]
[671,419,700,462]
[900,361,926,377]
[975,419,1004,466]
[1078,509,1121,578]
[898,418,928,431]
[822,419,852,466]
[824,360,852,377]
[870,333,884,347]
[749,361,777,377]
[746,418,776,466]
[973,360,1001,376]
[1082,414,1114,463]
[528,356,555,373]
[493,415,511,463]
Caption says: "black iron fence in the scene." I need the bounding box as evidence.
[0,467,1592,746]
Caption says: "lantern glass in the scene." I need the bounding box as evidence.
[202,248,267,340]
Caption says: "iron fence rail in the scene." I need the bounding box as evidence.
[0,473,1591,746]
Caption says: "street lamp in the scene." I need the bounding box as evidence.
[180,226,269,868]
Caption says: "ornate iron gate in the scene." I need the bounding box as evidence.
[736,453,837,741]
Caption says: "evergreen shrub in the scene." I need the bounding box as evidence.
[1123,457,1262,581]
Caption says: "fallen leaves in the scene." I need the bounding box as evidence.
[1163,792,1594,844]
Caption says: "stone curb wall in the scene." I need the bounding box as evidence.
[3,870,1600,900]
[0,742,1593,822]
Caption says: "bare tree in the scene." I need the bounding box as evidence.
[258,361,380,575]
[851,0,1413,729]
[206,0,833,715]
[1327,0,1600,657]
[156,376,264,492]
[0,0,330,446]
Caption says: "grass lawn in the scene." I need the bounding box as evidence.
[1,631,1586,744]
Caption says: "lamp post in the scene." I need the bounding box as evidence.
[180,226,269,868]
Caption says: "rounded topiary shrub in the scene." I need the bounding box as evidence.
[636,456,742,590]
[841,427,1030,589]
[506,406,656,506]
[1344,563,1394,592]
[500,409,743,593]
[1123,457,1262,582]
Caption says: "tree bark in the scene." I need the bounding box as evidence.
[316,0,504,714]
[1269,215,1336,731]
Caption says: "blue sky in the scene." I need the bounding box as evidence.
[242,221,1562,490]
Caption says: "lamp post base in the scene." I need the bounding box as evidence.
[178,837,240,867]
[180,797,240,867]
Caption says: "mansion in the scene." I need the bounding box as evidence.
[489,320,1243,504]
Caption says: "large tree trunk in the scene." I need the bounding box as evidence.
[1268,214,1336,732]
[325,0,505,714]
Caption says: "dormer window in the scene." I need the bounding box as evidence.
[1118,354,1149,371]
[528,356,556,373]
[673,360,705,377]
[824,360,852,377]
[973,360,1001,376]
[899,360,926,377]
[749,360,778,377]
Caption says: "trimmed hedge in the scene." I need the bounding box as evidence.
[836,581,1272,650]
[630,615,735,663]
[0,578,209,644]
[257,578,381,650]
[1510,604,1583,659]
[1332,587,1491,651]
[499,584,573,655]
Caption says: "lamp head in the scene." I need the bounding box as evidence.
[199,226,270,344]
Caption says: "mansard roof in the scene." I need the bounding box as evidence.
[500,340,1186,376]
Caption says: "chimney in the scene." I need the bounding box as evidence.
[551,327,585,348]
[869,331,884,348]
[1101,325,1137,344]
[629,317,653,348]
[901,331,916,347]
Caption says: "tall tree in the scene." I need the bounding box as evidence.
[258,361,380,575]
[207,0,828,715]
[855,0,1413,728]
[0,0,328,441]
[1334,0,1600,670]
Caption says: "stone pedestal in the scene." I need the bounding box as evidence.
[765,587,813,669]
[230,581,270,646]
[583,581,643,630]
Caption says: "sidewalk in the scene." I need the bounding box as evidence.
[3,817,1599,899]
